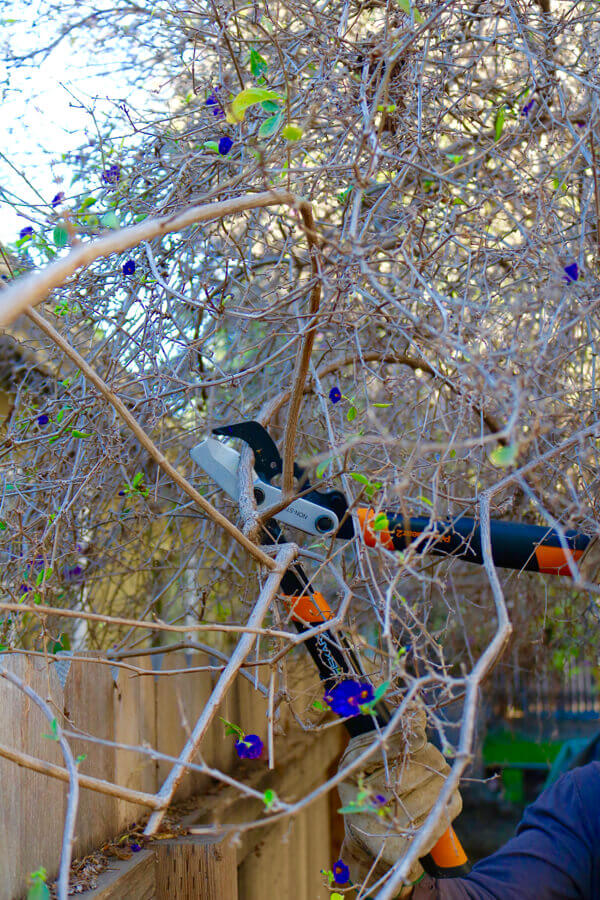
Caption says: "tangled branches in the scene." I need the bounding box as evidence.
[2,0,600,894]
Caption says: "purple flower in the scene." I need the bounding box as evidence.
[329,386,342,404]
[521,98,535,117]
[51,192,65,208]
[122,259,136,276]
[37,414,49,426]
[373,794,388,807]
[19,226,33,239]
[206,92,225,119]
[218,136,234,155]
[333,860,350,884]
[64,565,83,582]
[563,262,579,283]
[102,164,121,185]
[235,734,263,759]
[324,680,374,717]
[130,843,142,853]
[576,121,585,128]
[118,490,126,496]
[19,584,30,595]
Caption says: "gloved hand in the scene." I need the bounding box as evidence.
[337,706,462,897]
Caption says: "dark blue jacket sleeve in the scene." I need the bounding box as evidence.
[414,762,600,900]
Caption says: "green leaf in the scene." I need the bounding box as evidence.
[396,0,424,21]
[203,140,220,153]
[372,680,390,702]
[316,458,333,478]
[350,473,369,486]
[489,443,518,467]
[76,754,87,764]
[79,197,97,211]
[27,869,50,900]
[132,472,144,487]
[0,521,7,530]
[52,226,68,248]
[372,402,391,408]
[372,513,389,532]
[446,154,463,164]
[261,100,280,113]
[35,568,52,586]
[218,716,244,738]
[70,429,92,439]
[331,894,344,900]
[258,113,283,138]
[494,106,506,142]
[249,49,268,79]
[263,788,277,809]
[282,123,303,141]
[43,718,59,741]
[419,495,433,507]
[100,211,120,230]
[229,88,282,123]
[312,700,325,711]
[347,406,358,422]
[338,802,366,814]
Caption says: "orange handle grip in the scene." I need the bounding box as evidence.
[423,825,470,878]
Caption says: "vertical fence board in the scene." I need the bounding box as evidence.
[0,656,66,900]
[63,657,118,860]
[114,655,157,830]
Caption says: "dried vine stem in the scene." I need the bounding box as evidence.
[0,191,297,327]
[144,543,297,835]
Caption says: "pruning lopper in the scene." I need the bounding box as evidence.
[190,420,591,879]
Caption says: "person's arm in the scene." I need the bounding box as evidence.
[414,762,600,900]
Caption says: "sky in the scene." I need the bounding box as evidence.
[0,1,155,243]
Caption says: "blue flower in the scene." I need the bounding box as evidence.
[324,680,374,717]
[235,734,263,759]
[37,415,49,426]
[563,262,579,283]
[521,98,535,117]
[130,843,142,852]
[102,164,121,185]
[218,136,234,155]
[333,860,350,884]
[122,259,136,276]
[373,794,387,807]
[19,226,33,239]
[206,92,225,119]
[51,192,65,208]
[19,584,30,595]
[329,386,342,404]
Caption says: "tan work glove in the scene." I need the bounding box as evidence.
[337,706,462,897]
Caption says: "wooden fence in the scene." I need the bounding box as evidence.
[0,651,344,900]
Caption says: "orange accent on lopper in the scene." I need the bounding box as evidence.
[535,546,583,576]
[283,591,334,623]
[430,826,469,868]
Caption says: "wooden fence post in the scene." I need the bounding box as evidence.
[155,837,238,900]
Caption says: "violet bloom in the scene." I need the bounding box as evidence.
[333,860,350,885]
[218,136,234,155]
[37,415,49,426]
[521,98,535,117]
[206,92,225,119]
[19,226,33,239]
[130,843,142,853]
[329,386,342,404]
[102,164,121,185]
[563,262,579,283]
[51,192,65,208]
[324,680,374,717]
[122,259,136,276]
[235,734,263,759]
